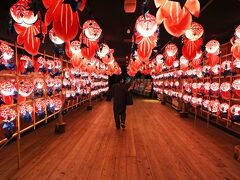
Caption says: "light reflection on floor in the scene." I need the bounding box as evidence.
[141,99,160,103]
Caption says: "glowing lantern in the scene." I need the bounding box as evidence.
[53,98,62,111]
[35,99,46,118]
[185,22,204,41]
[219,103,229,117]
[44,0,86,42]
[165,43,178,57]
[135,13,158,37]
[0,43,14,64]
[230,104,240,122]
[210,82,219,96]
[206,40,220,54]
[46,76,54,96]
[124,0,136,13]
[20,104,33,123]
[97,43,110,58]
[10,0,38,27]
[235,25,240,39]
[46,98,55,114]
[83,20,102,41]
[18,55,33,74]
[232,79,240,97]
[203,65,211,76]
[233,59,240,69]
[211,64,220,75]
[208,100,220,113]
[220,82,231,99]
[46,60,55,73]
[54,78,62,93]
[192,83,198,94]
[34,56,46,73]
[191,97,197,107]
[180,56,189,71]
[34,78,44,97]
[18,78,34,103]
[49,28,64,45]
[204,82,211,95]
[197,98,202,107]
[80,33,99,60]
[0,81,16,105]
[203,100,210,110]
[221,61,232,75]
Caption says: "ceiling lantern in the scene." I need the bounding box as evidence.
[83,20,102,41]
[124,0,136,13]
[10,0,38,27]
[49,28,64,45]
[206,40,220,54]
[185,22,204,41]
[135,13,158,37]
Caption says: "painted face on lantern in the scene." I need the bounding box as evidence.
[165,43,178,57]
[173,60,179,68]
[231,105,240,115]
[20,104,33,116]
[221,61,232,70]
[97,43,110,58]
[220,103,229,113]
[196,68,203,78]
[209,101,220,112]
[83,20,102,41]
[192,83,198,90]
[53,98,62,111]
[18,79,33,97]
[197,98,203,105]
[178,93,183,98]
[211,65,220,74]
[203,100,210,108]
[185,22,204,41]
[197,83,203,89]
[34,78,44,89]
[186,70,193,76]
[47,60,54,70]
[46,77,54,87]
[135,13,157,37]
[1,107,17,122]
[49,28,64,45]
[70,41,81,54]
[191,97,197,105]
[37,56,46,67]
[174,81,179,87]
[220,82,231,92]
[211,82,219,91]
[20,55,31,68]
[234,59,240,68]
[156,54,164,64]
[205,40,220,54]
[204,82,211,90]
[0,43,14,62]
[10,0,38,27]
[0,81,16,96]
[232,79,240,90]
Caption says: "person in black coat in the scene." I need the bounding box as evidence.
[107,75,132,129]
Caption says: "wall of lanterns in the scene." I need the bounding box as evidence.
[0,39,109,168]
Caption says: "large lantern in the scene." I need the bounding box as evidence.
[10,0,38,27]
[135,13,158,37]
[185,22,204,41]
[83,20,102,41]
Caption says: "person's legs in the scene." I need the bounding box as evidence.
[114,110,121,129]
[120,110,126,128]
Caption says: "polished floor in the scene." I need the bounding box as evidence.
[0,97,240,179]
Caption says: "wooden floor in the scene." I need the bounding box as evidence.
[0,97,240,180]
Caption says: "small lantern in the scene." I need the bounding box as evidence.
[230,104,240,123]
[0,43,14,69]
[54,78,62,93]
[205,40,220,54]
[165,43,178,57]
[232,79,240,97]
[220,82,231,99]
[45,76,54,97]
[35,56,46,74]
[208,100,220,113]
[19,55,34,74]
[211,64,220,75]
[0,81,16,105]
[210,82,219,96]
[34,78,44,97]
[204,82,211,95]
[20,104,33,123]
[219,103,229,118]
[203,65,211,76]
[53,98,62,111]
[191,97,198,108]
[97,43,110,58]
[197,98,203,107]
[203,100,210,110]
[35,99,46,118]
[221,60,233,76]
[18,78,34,102]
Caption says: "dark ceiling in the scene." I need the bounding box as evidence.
[0,0,240,67]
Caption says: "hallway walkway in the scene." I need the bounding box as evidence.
[0,98,240,179]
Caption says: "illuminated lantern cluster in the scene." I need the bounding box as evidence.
[155,0,200,37]
[231,25,240,60]
[205,40,220,67]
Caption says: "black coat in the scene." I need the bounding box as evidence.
[108,82,128,113]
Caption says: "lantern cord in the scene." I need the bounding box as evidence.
[142,0,149,19]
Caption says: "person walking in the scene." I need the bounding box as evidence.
[107,75,133,129]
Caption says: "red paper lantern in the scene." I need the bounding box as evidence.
[180,56,189,71]
[34,56,46,72]
[230,104,240,116]
[20,104,33,116]
[83,20,102,41]
[124,0,136,13]
[206,40,220,54]
[231,40,240,59]
[232,79,240,97]
[10,0,38,27]
[208,100,220,113]
[219,103,229,114]
[220,82,231,99]
[97,43,110,58]
[0,43,14,63]
[185,22,204,41]
[0,81,16,105]
[165,43,178,57]
[203,100,210,109]
[18,78,33,97]
[53,98,62,111]
[204,82,211,95]
[210,82,219,96]
[0,107,17,122]
[135,13,158,37]
[18,55,32,74]
[34,78,44,89]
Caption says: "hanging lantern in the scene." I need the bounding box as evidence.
[235,25,240,39]
[220,82,231,99]
[97,43,110,58]
[18,55,33,74]
[219,103,229,117]
[0,81,16,105]
[191,50,202,68]
[206,40,220,54]
[10,0,38,27]
[230,104,240,123]
[49,28,64,45]
[192,83,198,94]
[185,22,204,41]
[233,58,240,71]
[191,97,197,108]
[221,60,233,76]
[124,0,136,13]
[180,56,189,71]
[20,104,33,123]
[34,56,46,73]
[0,106,17,139]
[83,20,102,41]
[80,33,99,60]
[135,13,158,37]
[165,43,178,57]
[231,39,240,60]
[196,67,203,78]
[232,79,240,97]
[211,64,220,75]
